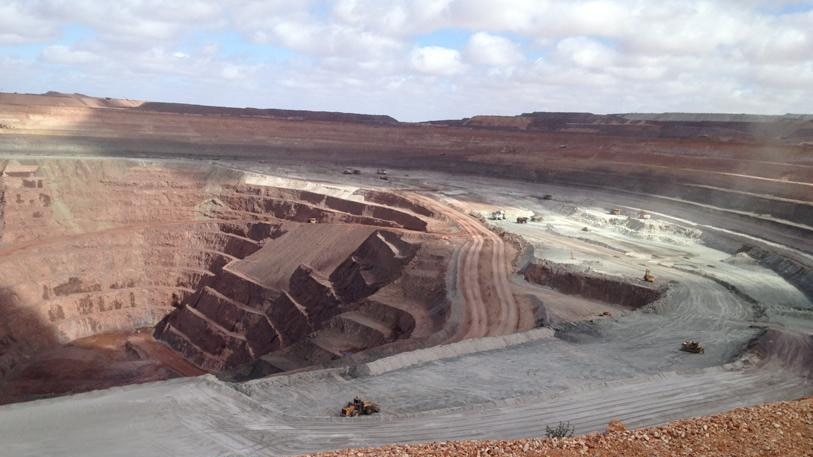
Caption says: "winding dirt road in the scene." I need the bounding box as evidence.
[407,193,524,339]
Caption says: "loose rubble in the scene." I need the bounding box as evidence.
[298,397,813,457]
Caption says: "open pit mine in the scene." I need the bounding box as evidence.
[0,92,811,456]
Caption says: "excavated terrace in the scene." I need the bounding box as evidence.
[0,158,458,402]
[0,93,811,456]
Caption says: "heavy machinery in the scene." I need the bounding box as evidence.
[643,269,655,282]
[542,194,553,200]
[342,168,361,175]
[610,208,622,215]
[307,218,317,224]
[376,168,387,175]
[530,215,544,222]
[490,210,506,220]
[681,340,705,354]
[340,397,380,417]
[516,216,529,224]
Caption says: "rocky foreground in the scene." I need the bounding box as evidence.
[299,397,812,457]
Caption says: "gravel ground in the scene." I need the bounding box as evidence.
[299,397,813,457]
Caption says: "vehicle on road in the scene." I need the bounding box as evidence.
[340,398,380,417]
[681,340,705,354]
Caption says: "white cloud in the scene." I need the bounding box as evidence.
[221,65,246,80]
[331,0,452,36]
[0,0,811,120]
[410,46,465,75]
[0,2,59,44]
[40,45,100,65]
[556,37,617,69]
[465,32,523,66]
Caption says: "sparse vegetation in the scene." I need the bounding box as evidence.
[545,421,575,438]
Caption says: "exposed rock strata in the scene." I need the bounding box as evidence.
[523,260,665,309]
[154,230,419,372]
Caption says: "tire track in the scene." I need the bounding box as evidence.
[407,193,521,339]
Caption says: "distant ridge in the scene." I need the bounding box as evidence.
[136,102,398,125]
[619,113,813,122]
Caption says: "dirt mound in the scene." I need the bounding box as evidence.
[748,328,813,378]
[0,330,201,405]
[723,251,759,266]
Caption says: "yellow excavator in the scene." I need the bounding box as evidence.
[643,269,655,283]
[340,397,380,417]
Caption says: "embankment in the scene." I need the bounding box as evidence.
[522,260,665,309]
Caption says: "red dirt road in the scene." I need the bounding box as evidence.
[408,193,528,340]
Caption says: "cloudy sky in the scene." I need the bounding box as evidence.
[1,0,812,121]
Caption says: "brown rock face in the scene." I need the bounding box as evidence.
[3,91,810,252]
[0,158,444,401]
[330,231,420,304]
[153,229,419,372]
[523,260,665,309]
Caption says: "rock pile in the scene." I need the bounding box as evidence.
[298,397,812,457]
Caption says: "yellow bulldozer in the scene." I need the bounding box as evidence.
[340,397,380,417]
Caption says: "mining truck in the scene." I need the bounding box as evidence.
[343,168,361,175]
[643,269,655,282]
[516,216,529,224]
[340,397,380,417]
[681,340,704,354]
[610,208,622,215]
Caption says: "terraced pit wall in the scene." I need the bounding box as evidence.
[522,260,665,309]
[700,229,813,304]
[2,93,810,254]
[741,246,813,303]
[0,158,444,393]
[153,229,420,372]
